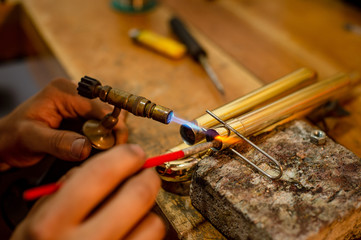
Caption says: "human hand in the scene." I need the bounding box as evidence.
[0,78,128,170]
[11,144,165,240]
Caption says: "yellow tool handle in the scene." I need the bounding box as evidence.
[129,28,186,59]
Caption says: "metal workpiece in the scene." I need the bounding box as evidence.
[209,72,359,143]
[182,140,221,156]
[78,76,173,124]
[156,140,220,182]
[159,72,360,183]
[180,122,207,145]
[205,110,283,180]
[156,156,201,182]
[156,148,216,182]
[179,68,317,145]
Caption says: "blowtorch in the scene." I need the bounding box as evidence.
[77,76,173,149]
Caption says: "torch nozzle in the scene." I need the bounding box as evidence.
[78,76,173,124]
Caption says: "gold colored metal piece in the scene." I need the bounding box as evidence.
[77,76,173,149]
[82,107,120,150]
[157,71,360,183]
[211,73,359,143]
[180,68,317,145]
[158,68,317,182]
[156,149,214,182]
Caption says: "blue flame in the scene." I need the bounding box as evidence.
[167,111,174,124]
[170,114,203,131]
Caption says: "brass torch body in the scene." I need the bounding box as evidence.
[78,76,173,124]
[77,76,173,149]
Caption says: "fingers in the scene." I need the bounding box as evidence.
[35,145,146,228]
[49,79,129,145]
[21,122,92,161]
[58,167,80,182]
[124,213,166,240]
[114,111,129,144]
[38,78,113,122]
[74,169,161,240]
[13,145,163,240]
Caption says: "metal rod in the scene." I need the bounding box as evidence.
[206,110,283,179]
[198,55,225,95]
[182,140,219,156]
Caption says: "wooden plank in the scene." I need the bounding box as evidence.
[161,0,361,82]
[157,188,226,239]
[161,0,311,82]
[235,0,361,75]
[9,0,361,239]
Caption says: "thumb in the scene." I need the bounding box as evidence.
[23,123,92,161]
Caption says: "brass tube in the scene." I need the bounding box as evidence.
[78,76,173,124]
[157,72,360,182]
[211,72,359,148]
[180,68,317,144]
[157,68,316,181]
[197,68,316,127]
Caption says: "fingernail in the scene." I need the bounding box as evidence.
[71,138,86,159]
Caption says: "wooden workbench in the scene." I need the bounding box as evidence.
[10,0,361,238]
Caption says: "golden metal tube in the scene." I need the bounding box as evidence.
[158,68,317,181]
[211,72,359,147]
[157,72,360,182]
[180,68,317,144]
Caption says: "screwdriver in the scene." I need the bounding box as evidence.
[170,16,225,95]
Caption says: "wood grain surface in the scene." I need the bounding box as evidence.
[10,0,361,238]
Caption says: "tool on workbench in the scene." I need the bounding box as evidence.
[129,28,186,59]
[77,76,173,150]
[170,16,225,95]
[156,71,360,183]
